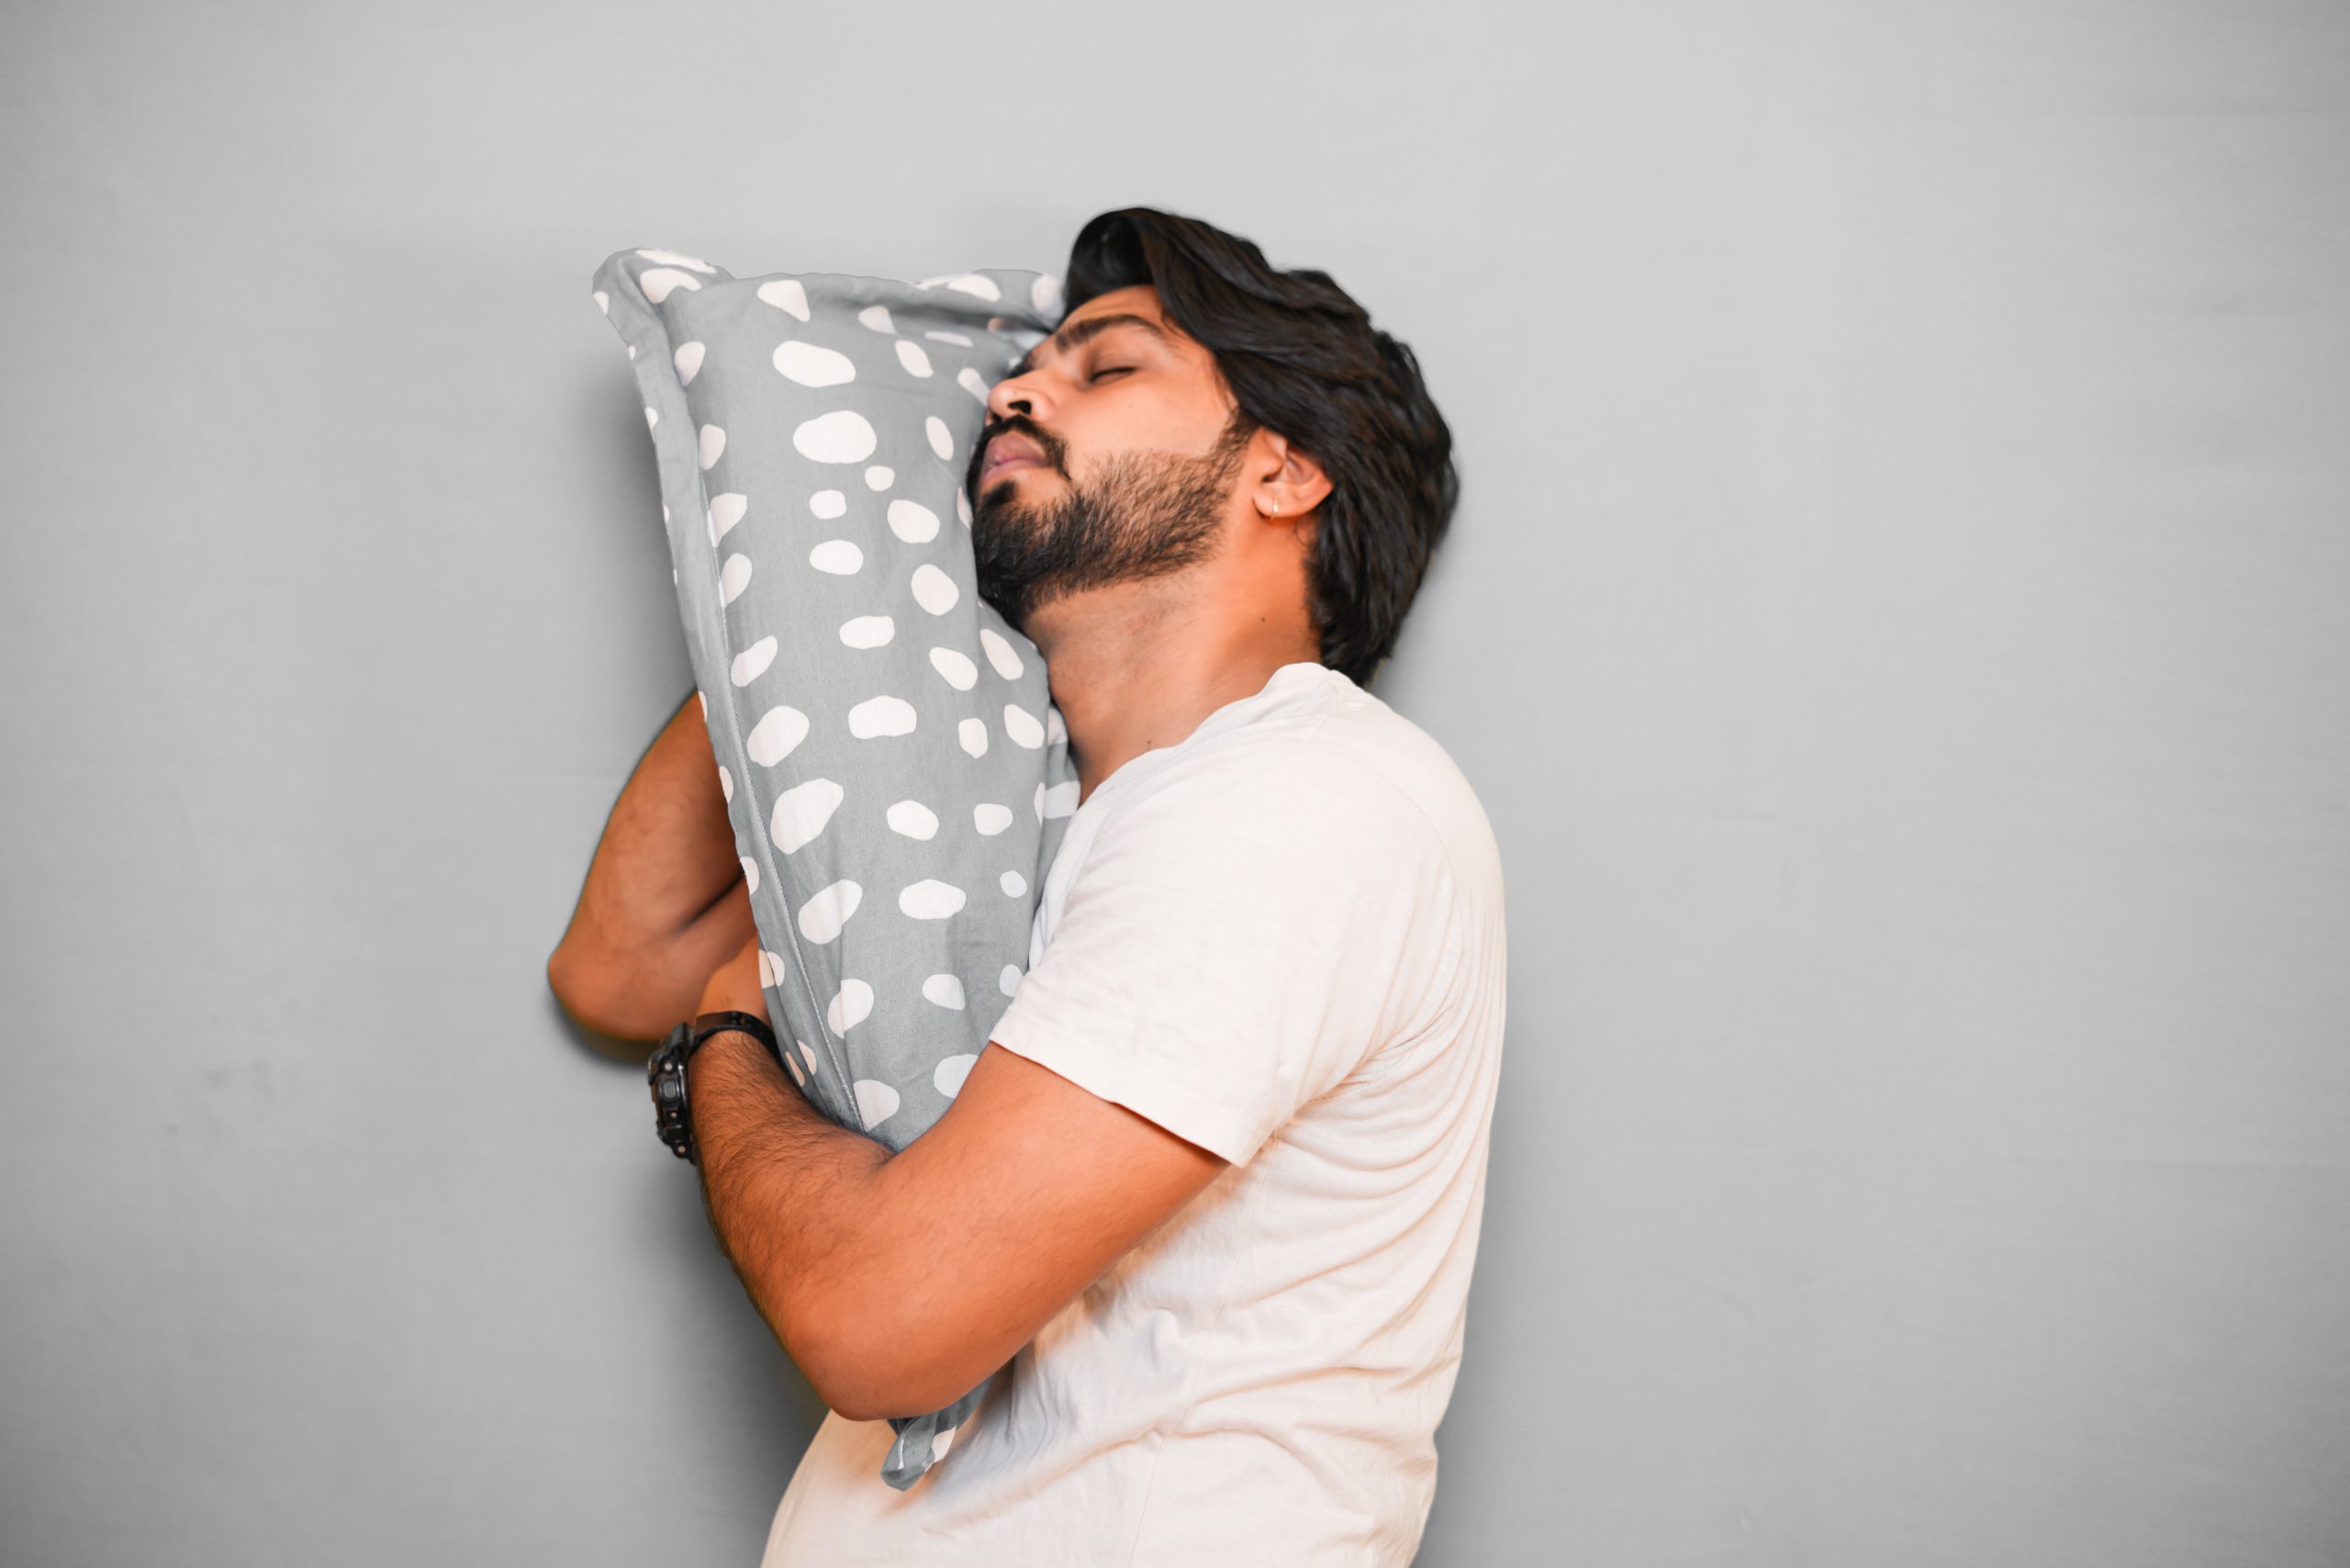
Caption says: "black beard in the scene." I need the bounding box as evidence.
[968,422,1254,635]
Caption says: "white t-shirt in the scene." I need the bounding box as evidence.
[758,659,1508,1567]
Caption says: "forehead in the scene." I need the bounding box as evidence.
[1008,285,1196,378]
[1068,284,1162,325]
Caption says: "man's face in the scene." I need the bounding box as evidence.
[964,285,1256,633]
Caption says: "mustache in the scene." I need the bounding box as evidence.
[975,412,1064,472]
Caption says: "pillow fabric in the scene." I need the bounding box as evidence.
[591,245,1078,1489]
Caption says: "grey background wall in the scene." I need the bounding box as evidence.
[4,2,2344,1563]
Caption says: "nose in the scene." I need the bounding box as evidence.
[987,365,1047,425]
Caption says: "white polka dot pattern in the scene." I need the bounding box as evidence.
[928,647,977,689]
[853,1078,900,1129]
[709,493,747,543]
[594,245,1073,1490]
[798,879,861,944]
[979,627,1023,679]
[888,500,939,543]
[770,776,845,852]
[638,268,700,304]
[718,553,752,605]
[809,539,861,575]
[775,340,856,386]
[910,563,958,614]
[899,879,966,919]
[636,248,716,273]
[744,704,809,765]
[793,409,876,463]
[839,614,894,648]
[756,278,810,319]
[887,801,939,839]
[847,694,916,737]
[731,635,776,686]
[830,979,874,1035]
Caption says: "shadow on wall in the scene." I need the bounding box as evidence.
[550,990,666,1069]
[539,330,859,1501]
[548,992,838,1453]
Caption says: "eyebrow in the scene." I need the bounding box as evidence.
[1007,312,1174,379]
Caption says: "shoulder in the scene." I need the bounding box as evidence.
[1104,673,1502,912]
[1306,679,1501,869]
[1106,713,1424,854]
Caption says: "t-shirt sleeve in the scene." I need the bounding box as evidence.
[984,737,1460,1168]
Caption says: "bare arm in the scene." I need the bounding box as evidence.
[685,935,1225,1423]
[546,690,757,1042]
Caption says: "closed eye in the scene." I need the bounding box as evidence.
[1092,365,1136,381]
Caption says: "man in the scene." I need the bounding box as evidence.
[547,207,1507,1566]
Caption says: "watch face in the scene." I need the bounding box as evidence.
[649,1041,696,1161]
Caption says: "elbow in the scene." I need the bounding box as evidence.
[811,1326,987,1426]
[544,943,602,1030]
[544,944,578,1009]
[545,943,652,1044]
[819,1363,948,1428]
[799,1299,909,1424]
[816,1377,894,1427]
[798,1287,965,1425]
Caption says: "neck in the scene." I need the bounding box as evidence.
[1021,575,1321,808]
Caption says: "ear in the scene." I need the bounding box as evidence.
[1252,432,1332,522]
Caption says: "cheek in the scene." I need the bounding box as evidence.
[1078,393,1213,464]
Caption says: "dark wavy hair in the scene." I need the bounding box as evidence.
[1060,207,1459,689]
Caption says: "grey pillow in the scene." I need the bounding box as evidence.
[591,245,1077,1489]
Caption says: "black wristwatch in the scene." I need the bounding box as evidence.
[647,1010,782,1164]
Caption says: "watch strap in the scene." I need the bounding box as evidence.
[648,1011,786,1165]
[688,1009,780,1063]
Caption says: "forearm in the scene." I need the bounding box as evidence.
[549,690,755,1039]
[687,984,894,1417]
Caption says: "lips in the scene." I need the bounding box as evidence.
[983,431,1047,476]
